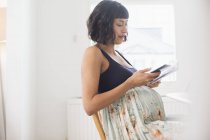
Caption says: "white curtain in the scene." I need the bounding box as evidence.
[0,42,6,140]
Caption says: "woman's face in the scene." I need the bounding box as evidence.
[113,18,128,44]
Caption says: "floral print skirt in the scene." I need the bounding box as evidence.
[98,86,183,140]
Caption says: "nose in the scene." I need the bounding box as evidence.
[122,26,128,35]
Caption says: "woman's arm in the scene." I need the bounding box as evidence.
[81,47,159,116]
[81,47,130,116]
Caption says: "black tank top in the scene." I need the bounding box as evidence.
[98,48,137,93]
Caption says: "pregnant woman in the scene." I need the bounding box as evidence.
[81,1,178,139]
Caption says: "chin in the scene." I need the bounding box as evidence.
[115,40,124,45]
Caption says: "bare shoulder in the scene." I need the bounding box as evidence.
[85,45,101,55]
[83,46,103,62]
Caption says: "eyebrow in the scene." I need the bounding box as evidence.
[117,19,128,24]
[118,19,128,22]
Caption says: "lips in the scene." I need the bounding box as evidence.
[118,35,126,38]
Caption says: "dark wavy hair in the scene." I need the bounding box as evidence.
[87,0,129,45]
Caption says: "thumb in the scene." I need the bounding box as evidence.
[139,68,151,73]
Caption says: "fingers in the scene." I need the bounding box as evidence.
[139,68,151,73]
[139,68,157,80]
[155,81,161,85]
[147,81,161,88]
[139,68,160,78]
[144,71,160,82]
[135,68,161,86]
[149,72,160,78]
[153,81,161,86]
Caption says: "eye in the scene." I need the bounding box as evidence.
[117,24,123,27]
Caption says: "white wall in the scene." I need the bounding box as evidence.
[5,0,210,140]
[35,0,89,140]
[177,0,210,139]
[6,0,90,139]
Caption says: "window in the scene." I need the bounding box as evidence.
[117,4,176,81]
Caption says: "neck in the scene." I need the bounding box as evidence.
[96,43,116,55]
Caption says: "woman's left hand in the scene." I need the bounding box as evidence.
[147,81,161,88]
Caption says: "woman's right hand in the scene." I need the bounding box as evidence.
[126,68,160,88]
